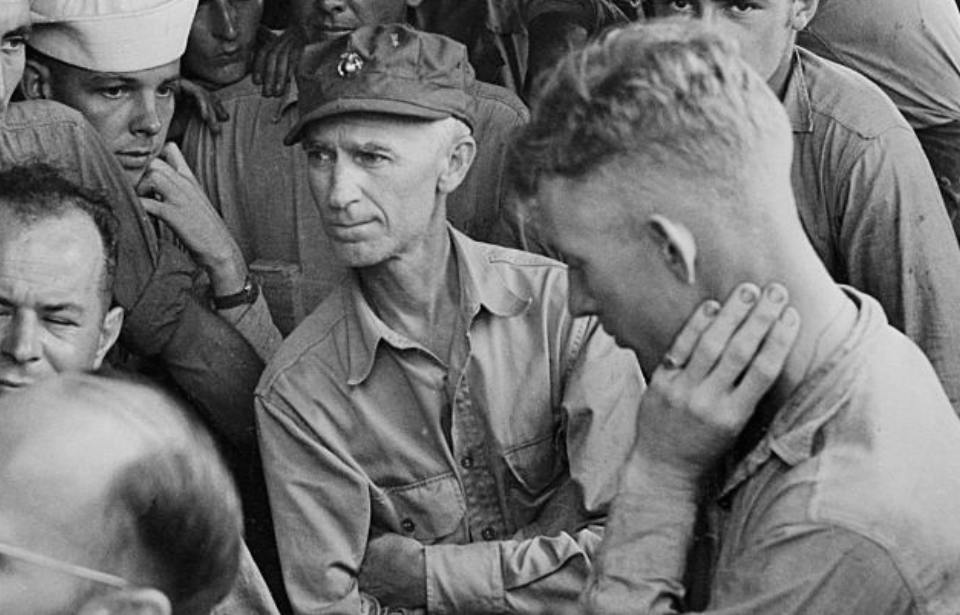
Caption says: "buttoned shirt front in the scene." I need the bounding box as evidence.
[256,228,644,615]
[785,48,960,413]
[583,289,960,614]
[182,77,529,335]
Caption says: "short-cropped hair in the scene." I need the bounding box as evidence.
[0,163,119,306]
[509,19,789,200]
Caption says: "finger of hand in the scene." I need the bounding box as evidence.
[270,43,290,97]
[214,99,230,122]
[160,142,191,174]
[139,197,164,217]
[685,282,762,381]
[731,305,800,407]
[708,283,790,387]
[660,299,721,373]
[252,38,272,84]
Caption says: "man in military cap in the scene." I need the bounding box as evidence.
[255,23,645,615]
[178,0,530,334]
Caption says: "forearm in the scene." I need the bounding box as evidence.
[217,290,284,361]
[122,239,263,452]
[424,524,604,614]
[581,455,698,615]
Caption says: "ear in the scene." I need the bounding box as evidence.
[437,133,477,195]
[647,214,697,285]
[92,306,124,370]
[76,587,171,615]
[21,58,54,100]
[789,0,819,30]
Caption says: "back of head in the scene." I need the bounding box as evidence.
[0,373,243,615]
[510,19,793,214]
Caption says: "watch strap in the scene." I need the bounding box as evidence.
[212,275,260,310]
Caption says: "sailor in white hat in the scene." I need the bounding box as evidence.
[18,0,282,362]
[20,0,198,186]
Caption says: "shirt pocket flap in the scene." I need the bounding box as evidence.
[503,433,565,495]
[382,474,466,542]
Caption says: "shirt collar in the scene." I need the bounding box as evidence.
[782,48,814,134]
[719,288,883,500]
[345,226,530,385]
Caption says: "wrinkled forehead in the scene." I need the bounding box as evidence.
[0,1,30,36]
[304,112,449,144]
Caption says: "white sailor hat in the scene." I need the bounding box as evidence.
[29,0,199,72]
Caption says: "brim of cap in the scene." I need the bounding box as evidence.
[284,98,464,146]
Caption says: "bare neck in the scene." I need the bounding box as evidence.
[732,236,857,410]
[357,227,461,360]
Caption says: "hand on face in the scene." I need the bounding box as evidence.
[633,282,800,484]
[136,143,248,295]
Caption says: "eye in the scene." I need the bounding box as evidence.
[0,34,26,52]
[727,0,757,14]
[305,146,335,165]
[354,150,389,167]
[667,0,694,12]
[157,81,180,98]
[43,315,77,328]
[99,85,129,99]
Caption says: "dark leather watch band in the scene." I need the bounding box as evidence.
[212,275,259,310]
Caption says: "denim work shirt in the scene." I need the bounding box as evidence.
[785,48,960,414]
[256,228,645,615]
[583,289,960,614]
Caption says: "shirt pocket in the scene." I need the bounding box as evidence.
[377,474,467,544]
[502,432,567,519]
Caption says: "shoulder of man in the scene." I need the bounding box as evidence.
[256,277,354,397]
[2,99,89,133]
[470,79,529,125]
[797,47,912,140]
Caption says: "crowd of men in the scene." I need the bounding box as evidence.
[0,0,958,614]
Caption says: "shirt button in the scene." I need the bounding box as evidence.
[460,456,474,469]
[401,518,416,533]
[481,527,496,541]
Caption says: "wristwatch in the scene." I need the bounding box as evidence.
[212,275,260,310]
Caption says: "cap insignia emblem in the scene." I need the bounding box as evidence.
[337,52,364,78]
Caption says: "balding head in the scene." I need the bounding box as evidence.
[0,373,242,615]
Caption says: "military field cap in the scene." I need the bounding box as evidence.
[29,0,199,72]
[284,23,477,146]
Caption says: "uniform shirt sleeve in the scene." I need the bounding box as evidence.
[257,374,390,615]
[425,318,644,614]
[581,464,916,615]
[834,124,960,413]
[217,291,284,362]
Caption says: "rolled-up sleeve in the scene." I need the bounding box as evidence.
[425,318,644,614]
